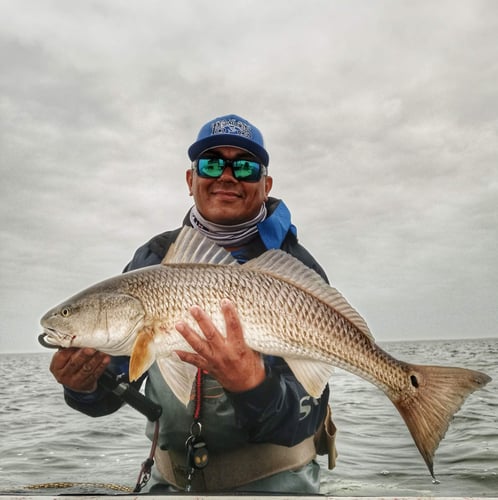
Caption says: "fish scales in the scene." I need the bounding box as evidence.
[120,263,442,400]
[86,262,404,395]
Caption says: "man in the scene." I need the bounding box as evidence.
[50,114,336,493]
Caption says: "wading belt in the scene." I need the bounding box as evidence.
[154,435,317,491]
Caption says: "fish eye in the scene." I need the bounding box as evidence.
[60,307,71,317]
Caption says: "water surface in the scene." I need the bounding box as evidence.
[1,338,496,496]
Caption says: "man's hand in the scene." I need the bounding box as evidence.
[174,299,265,393]
[50,348,110,393]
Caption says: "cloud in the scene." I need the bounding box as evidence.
[1,0,497,352]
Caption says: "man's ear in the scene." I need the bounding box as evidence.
[264,175,273,200]
[186,169,193,195]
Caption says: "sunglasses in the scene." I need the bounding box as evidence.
[194,157,266,182]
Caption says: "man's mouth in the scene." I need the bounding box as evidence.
[211,190,242,199]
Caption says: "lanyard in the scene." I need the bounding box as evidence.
[185,368,209,491]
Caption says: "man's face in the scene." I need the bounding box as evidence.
[186,146,273,225]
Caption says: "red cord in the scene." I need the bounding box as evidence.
[193,368,203,421]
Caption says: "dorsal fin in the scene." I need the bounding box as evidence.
[163,226,373,340]
[162,226,238,266]
[244,251,374,341]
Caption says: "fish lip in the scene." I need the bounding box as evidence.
[38,329,73,349]
[38,332,60,349]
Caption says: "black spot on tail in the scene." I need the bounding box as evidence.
[410,374,419,388]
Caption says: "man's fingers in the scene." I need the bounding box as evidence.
[189,305,225,343]
[49,347,78,372]
[221,299,244,344]
[174,350,207,371]
[49,348,110,392]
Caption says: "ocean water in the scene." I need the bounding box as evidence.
[0,338,496,497]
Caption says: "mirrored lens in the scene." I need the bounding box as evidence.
[196,158,264,182]
[197,158,225,177]
[231,160,262,181]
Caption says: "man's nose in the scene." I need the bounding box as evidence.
[218,165,237,181]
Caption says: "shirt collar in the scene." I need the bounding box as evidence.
[257,199,297,250]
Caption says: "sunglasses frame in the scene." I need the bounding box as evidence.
[193,156,267,182]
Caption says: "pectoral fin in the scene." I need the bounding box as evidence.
[129,327,156,381]
[285,358,334,398]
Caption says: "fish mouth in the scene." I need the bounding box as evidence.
[38,330,73,349]
[38,333,59,349]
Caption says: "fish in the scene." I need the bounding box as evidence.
[40,226,491,479]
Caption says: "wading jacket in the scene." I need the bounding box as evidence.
[64,197,331,493]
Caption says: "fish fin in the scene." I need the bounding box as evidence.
[392,363,491,479]
[156,355,198,407]
[129,327,156,381]
[162,226,238,266]
[244,251,374,341]
[284,358,334,398]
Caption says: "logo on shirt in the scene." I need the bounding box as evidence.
[299,395,320,420]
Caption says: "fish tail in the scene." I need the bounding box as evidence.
[392,363,491,479]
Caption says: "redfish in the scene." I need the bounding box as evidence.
[40,227,491,478]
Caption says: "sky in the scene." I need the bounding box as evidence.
[1,0,497,353]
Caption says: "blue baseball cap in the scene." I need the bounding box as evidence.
[188,114,269,166]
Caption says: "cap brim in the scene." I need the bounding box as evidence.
[188,135,269,166]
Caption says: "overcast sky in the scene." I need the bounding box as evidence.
[1,0,496,353]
